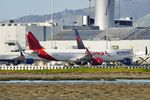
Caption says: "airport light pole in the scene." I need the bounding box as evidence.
[88,0,92,26]
[50,0,54,49]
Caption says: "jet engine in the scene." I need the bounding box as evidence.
[120,58,132,66]
[24,59,34,64]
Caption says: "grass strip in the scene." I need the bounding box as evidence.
[0,67,150,74]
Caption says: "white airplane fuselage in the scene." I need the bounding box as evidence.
[24,49,132,62]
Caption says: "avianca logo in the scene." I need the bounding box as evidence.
[85,51,110,56]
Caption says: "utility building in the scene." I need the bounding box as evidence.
[0,23,62,53]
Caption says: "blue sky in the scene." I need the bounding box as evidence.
[0,0,93,20]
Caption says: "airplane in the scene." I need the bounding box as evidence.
[25,31,91,65]
[25,31,133,66]
[0,52,24,65]
[74,29,133,65]
[0,50,34,65]
[0,41,35,65]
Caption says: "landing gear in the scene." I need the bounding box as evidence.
[13,60,21,65]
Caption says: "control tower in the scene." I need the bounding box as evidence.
[95,0,115,30]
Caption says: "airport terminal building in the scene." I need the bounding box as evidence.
[0,22,150,56]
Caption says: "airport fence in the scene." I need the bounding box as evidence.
[0,65,150,70]
[0,65,65,70]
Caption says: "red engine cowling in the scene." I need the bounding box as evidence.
[91,58,103,65]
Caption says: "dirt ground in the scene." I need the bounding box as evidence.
[0,72,150,80]
[0,72,150,100]
[0,83,150,100]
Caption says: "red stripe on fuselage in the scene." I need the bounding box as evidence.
[36,49,57,61]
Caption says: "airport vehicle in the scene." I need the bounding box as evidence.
[74,29,133,65]
[25,31,133,65]
[133,46,150,65]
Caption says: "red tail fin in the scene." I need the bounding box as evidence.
[27,31,44,50]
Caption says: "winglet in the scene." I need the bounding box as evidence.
[74,30,85,49]
[27,31,44,50]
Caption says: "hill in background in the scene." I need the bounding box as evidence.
[13,0,150,27]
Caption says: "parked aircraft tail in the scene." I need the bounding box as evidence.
[74,30,85,49]
[27,31,44,50]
